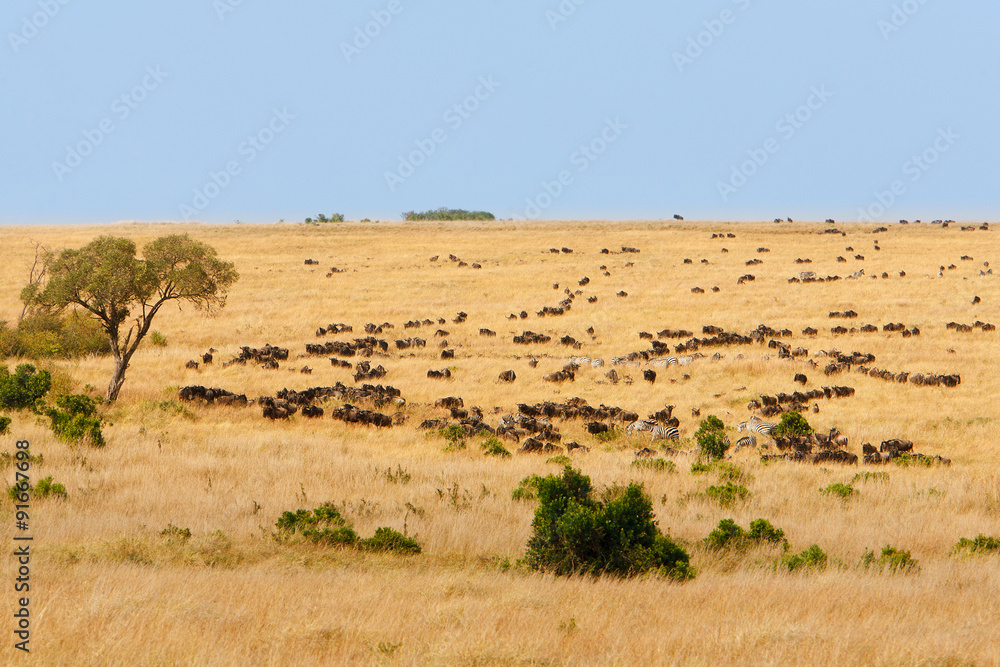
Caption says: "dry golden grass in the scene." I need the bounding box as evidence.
[0,219,998,666]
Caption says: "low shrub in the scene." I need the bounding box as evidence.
[695,416,728,460]
[547,455,572,466]
[0,364,51,410]
[358,527,421,555]
[0,416,9,435]
[8,475,67,502]
[275,503,359,547]
[439,424,467,452]
[953,534,1000,555]
[594,429,620,443]
[524,466,693,580]
[0,449,42,469]
[512,474,544,501]
[159,524,192,542]
[45,394,105,447]
[820,483,857,500]
[893,454,934,468]
[780,544,828,572]
[851,472,889,485]
[860,545,919,573]
[705,518,786,551]
[149,331,168,347]
[773,411,814,437]
[704,482,750,507]
[0,312,110,359]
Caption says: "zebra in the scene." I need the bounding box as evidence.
[737,418,776,437]
[626,419,657,434]
[733,433,757,452]
[651,425,680,441]
[650,356,679,367]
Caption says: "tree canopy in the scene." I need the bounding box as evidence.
[24,234,238,402]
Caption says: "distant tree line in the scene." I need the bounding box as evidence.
[305,213,345,223]
[402,208,495,222]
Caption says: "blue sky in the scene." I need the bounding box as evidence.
[1,1,996,224]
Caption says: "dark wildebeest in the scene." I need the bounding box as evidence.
[498,370,516,383]
[643,369,656,384]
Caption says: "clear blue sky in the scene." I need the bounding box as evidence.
[2,1,996,224]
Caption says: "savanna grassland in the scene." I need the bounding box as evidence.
[1,219,998,666]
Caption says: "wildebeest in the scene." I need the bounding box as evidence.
[543,369,575,383]
[427,369,452,379]
[185,360,199,369]
[498,370,516,383]
[643,369,656,384]
[794,374,807,385]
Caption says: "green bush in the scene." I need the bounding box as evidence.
[695,416,729,460]
[512,474,544,501]
[704,519,745,550]
[8,475,67,502]
[860,545,919,573]
[524,466,692,579]
[305,213,345,224]
[482,438,511,458]
[893,454,934,468]
[0,312,110,359]
[953,534,1000,555]
[0,416,9,435]
[439,424,467,452]
[45,394,105,447]
[704,482,750,507]
[0,364,51,410]
[150,331,168,347]
[780,544,828,572]
[594,429,620,443]
[0,449,42,469]
[773,411,814,437]
[851,472,889,485]
[358,527,421,555]
[547,455,572,466]
[631,458,676,473]
[820,483,856,500]
[275,503,359,547]
[159,524,192,542]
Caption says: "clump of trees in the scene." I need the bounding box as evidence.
[402,208,495,221]
[524,466,693,580]
[695,415,729,460]
[23,235,238,402]
[305,213,344,223]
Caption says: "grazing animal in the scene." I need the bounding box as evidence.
[794,373,807,385]
[737,417,777,437]
[185,360,199,370]
[626,419,657,434]
[651,425,680,442]
[643,369,656,384]
[498,370,516,383]
[733,434,757,452]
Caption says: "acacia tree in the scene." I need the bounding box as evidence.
[23,235,238,402]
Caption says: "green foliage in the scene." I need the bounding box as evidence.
[820,483,857,500]
[149,331,168,347]
[439,424,467,452]
[0,416,9,435]
[892,454,934,468]
[512,474,544,501]
[524,466,692,579]
[275,503,359,547]
[0,311,111,359]
[704,518,787,550]
[481,437,511,458]
[780,544,828,572]
[0,364,51,410]
[953,534,1000,555]
[695,415,729,460]
[358,527,421,555]
[704,482,750,507]
[547,455,572,466]
[690,461,712,475]
[402,208,495,222]
[860,545,919,573]
[851,472,889,485]
[305,213,345,224]
[594,429,620,442]
[631,458,676,473]
[159,524,192,542]
[381,465,412,484]
[773,411,814,436]
[9,475,67,502]
[0,449,42,469]
[45,394,105,447]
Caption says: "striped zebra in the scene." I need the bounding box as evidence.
[737,418,776,437]
[733,433,757,452]
[651,425,680,441]
[650,356,679,367]
[626,419,657,434]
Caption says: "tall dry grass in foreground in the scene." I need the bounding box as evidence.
[0,220,998,666]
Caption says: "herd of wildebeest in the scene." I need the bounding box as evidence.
[178,223,993,467]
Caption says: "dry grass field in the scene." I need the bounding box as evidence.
[0,219,998,666]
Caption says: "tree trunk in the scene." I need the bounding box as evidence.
[106,356,128,403]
